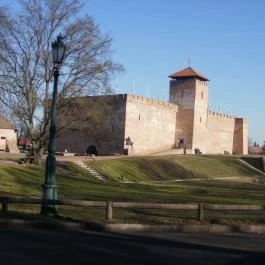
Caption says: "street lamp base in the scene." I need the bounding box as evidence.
[41,183,58,216]
[40,205,58,215]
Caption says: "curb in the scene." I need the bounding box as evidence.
[104,223,265,234]
[1,219,265,234]
[104,224,235,233]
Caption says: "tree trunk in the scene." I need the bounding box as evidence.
[34,147,44,166]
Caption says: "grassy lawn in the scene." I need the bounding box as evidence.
[0,152,25,161]
[88,155,263,181]
[0,154,264,224]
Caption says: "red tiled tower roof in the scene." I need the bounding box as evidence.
[169,67,209,81]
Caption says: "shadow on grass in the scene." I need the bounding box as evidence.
[241,156,265,172]
[92,157,202,182]
[136,158,199,180]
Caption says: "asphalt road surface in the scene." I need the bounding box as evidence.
[0,228,265,264]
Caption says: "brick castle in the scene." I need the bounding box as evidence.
[56,67,248,155]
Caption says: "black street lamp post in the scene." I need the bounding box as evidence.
[41,35,66,215]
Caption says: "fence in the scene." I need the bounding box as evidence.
[1,196,265,222]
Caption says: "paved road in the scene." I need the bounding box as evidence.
[0,228,265,264]
[141,232,265,252]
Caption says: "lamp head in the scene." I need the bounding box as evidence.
[52,34,66,65]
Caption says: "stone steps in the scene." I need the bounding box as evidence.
[74,161,107,181]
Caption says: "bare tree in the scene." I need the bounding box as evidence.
[57,96,123,149]
[0,0,124,164]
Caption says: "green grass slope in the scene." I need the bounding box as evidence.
[0,155,264,224]
[88,155,263,182]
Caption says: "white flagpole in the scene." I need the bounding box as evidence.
[115,79,118,94]
[132,80,135,94]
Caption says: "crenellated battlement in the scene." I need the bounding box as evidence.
[208,110,247,122]
[126,94,178,110]
[208,110,235,120]
[60,93,178,111]
[170,78,208,88]
[196,79,208,87]
[170,78,195,87]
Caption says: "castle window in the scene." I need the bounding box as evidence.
[1,137,6,139]
[139,114,141,120]
[201,91,204,99]
[112,124,119,135]
[200,117,202,123]
[112,124,116,134]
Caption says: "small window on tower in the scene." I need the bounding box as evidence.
[201,91,204,99]
[112,124,116,134]
[200,117,202,123]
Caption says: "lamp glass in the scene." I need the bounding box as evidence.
[52,35,66,64]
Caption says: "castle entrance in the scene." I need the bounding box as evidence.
[178,138,185,148]
[86,145,98,156]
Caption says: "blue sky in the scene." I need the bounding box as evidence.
[85,0,265,145]
[2,0,265,145]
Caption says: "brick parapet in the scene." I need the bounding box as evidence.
[208,110,248,122]
[126,94,178,110]
[208,110,235,120]
[170,78,208,87]
[69,94,178,111]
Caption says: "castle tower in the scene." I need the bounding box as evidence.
[169,67,209,152]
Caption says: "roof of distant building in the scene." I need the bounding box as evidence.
[18,137,32,147]
[0,115,15,129]
[169,67,209,81]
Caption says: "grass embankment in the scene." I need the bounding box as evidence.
[89,155,263,181]
[0,154,264,224]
